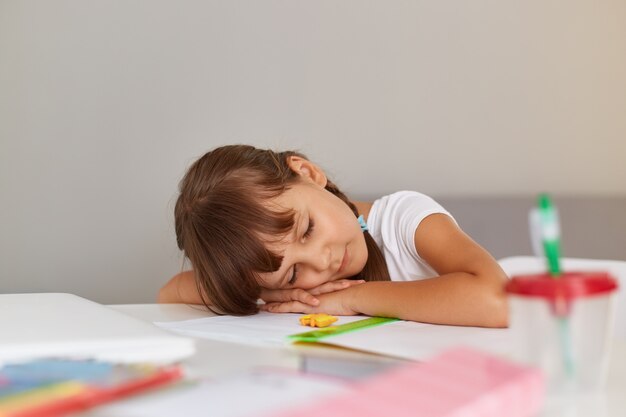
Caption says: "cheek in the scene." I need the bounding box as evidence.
[349,234,369,275]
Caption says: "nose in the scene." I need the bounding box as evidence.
[299,243,332,272]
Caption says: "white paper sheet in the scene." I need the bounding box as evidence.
[155,312,366,347]
[321,320,514,361]
[156,312,514,361]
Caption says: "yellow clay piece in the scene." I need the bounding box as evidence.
[299,313,338,328]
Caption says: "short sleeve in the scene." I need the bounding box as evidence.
[367,191,456,281]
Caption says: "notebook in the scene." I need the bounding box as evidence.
[0,293,195,365]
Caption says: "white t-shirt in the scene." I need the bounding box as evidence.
[367,191,456,281]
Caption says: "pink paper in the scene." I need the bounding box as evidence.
[266,347,544,417]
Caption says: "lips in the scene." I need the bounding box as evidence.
[337,247,349,274]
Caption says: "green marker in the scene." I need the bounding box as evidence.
[537,194,562,276]
[532,193,574,377]
[288,316,398,343]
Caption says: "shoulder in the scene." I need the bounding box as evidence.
[368,191,456,245]
[353,191,442,221]
[370,191,451,221]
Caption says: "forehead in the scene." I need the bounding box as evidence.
[255,182,319,289]
[254,196,301,290]
[271,181,313,207]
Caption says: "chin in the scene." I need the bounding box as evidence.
[356,243,368,270]
[351,257,368,277]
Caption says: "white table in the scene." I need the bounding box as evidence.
[109,304,404,379]
[103,303,626,417]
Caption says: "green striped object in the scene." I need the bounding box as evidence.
[288,316,399,343]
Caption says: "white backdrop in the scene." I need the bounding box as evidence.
[1,1,625,303]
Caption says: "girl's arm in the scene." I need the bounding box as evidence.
[158,270,205,304]
[158,270,338,307]
[348,213,508,327]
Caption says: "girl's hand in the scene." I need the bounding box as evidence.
[260,288,320,307]
[307,279,365,296]
[260,285,362,316]
[260,279,365,308]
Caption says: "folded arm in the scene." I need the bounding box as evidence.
[354,214,507,326]
[264,214,509,328]
[157,270,353,307]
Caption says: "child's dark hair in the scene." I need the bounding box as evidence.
[174,144,390,315]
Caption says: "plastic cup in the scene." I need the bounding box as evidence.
[505,271,618,396]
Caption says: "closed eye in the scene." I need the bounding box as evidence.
[288,218,315,286]
[303,218,314,238]
[288,265,297,285]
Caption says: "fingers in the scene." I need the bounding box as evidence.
[260,288,319,306]
[260,301,313,314]
[308,279,365,296]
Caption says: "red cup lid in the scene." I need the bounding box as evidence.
[505,271,618,300]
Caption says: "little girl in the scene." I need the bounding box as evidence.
[159,144,508,327]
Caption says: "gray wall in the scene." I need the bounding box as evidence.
[1,1,625,303]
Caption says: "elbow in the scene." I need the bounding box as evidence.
[479,268,510,328]
[471,274,509,328]
[157,284,173,303]
[157,286,167,303]
[486,311,509,329]
[483,292,509,328]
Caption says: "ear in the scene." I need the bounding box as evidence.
[286,156,328,187]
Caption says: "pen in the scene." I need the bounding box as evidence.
[537,194,562,276]
[532,194,574,377]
